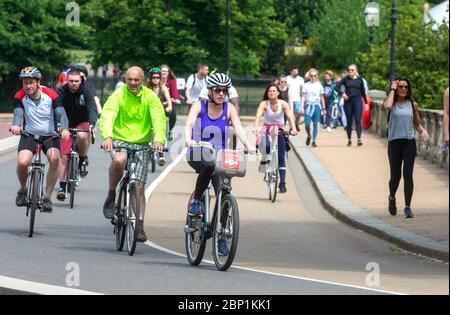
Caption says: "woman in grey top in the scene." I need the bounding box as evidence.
[384,77,429,218]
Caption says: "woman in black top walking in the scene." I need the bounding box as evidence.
[338,64,368,146]
[383,77,429,218]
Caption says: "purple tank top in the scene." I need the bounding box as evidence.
[192,100,229,150]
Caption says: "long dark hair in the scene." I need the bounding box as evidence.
[160,64,177,81]
[263,84,282,101]
[393,76,414,104]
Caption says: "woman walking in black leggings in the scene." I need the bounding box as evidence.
[384,77,429,218]
[339,64,368,146]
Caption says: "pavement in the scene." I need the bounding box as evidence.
[289,126,448,261]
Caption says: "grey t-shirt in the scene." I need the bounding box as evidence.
[387,100,416,142]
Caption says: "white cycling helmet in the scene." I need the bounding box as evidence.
[207,73,232,89]
[19,66,42,80]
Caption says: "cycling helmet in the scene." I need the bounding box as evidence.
[207,73,232,89]
[19,66,42,80]
[148,67,161,75]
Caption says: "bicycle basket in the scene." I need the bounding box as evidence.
[215,149,246,177]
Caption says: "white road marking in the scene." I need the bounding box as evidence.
[0,275,102,295]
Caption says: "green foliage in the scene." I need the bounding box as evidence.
[357,2,449,109]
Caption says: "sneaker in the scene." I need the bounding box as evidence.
[103,191,116,219]
[15,189,28,207]
[79,156,89,178]
[357,139,363,146]
[312,142,317,148]
[136,220,148,242]
[158,156,166,167]
[168,131,173,141]
[326,126,333,133]
[346,141,352,147]
[258,160,268,173]
[306,136,311,146]
[57,188,66,201]
[404,207,415,219]
[188,199,202,217]
[388,196,397,216]
[42,198,53,213]
[279,182,287,194]
[218,239,229,256]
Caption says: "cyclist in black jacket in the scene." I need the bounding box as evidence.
[57,69,97,201]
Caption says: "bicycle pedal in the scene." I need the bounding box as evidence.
[184,225,196,233]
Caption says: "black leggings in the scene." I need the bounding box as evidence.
[166,108,177,132]
[187,148,220,200]
[344,97,363,140]
[388,139,417,207]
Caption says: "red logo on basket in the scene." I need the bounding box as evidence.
[223,151,240,170]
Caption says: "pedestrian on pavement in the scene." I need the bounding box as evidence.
[286,67,304,131]
[384,77,430,219]
[334,72,347,128]
[321,70,338,131]
[337,64,368,147]
[301,69,326,147]
[443,87,449,146]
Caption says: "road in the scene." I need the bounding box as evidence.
[0,124,448,295]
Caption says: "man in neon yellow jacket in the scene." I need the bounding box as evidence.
[100,66,166,242]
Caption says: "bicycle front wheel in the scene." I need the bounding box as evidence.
[126,182,140,256]
[28,169,40,238]
[212,194,239,271]
[68,156,77,209]
[185,193,207,266]
[115,186,127,251]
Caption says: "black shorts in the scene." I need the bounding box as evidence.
[18,134,60,155]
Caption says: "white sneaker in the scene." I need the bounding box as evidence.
[326,127,333,132]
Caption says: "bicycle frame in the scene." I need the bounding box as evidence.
[26,141,45,210]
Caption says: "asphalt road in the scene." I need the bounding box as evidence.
[0,125,447,295]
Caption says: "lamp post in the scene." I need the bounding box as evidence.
[225,0,230,74]
[389,0,397,81]
[364,2,380,43]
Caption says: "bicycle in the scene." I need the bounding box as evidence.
[65,128,95,209]
[184,142,247,271]
[258,126,283,203]
[12,130,59,237]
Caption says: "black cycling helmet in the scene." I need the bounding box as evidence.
[19,66,42,80]
[207,73,232,89]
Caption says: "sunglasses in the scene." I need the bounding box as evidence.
[280,80,287,83]
[151,76,161,80]
[310,74,318,78]
[213,87,228,94]
[398,85,409,90]
[347,69,355,72]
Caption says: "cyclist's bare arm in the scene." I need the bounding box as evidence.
[254,101,266,134]
[185,102,201,147]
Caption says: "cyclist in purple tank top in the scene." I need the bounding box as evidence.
[185,73,255,220]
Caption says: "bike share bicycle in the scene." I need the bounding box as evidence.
[184,142,247,271]
[108,144,168,256]
[11,129,59,237]
[61,128,95,208]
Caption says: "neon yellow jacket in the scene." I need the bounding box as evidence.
[100,85,166,145]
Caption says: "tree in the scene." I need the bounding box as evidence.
[358,2,449,109]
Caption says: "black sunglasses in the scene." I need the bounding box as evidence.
[213,87,228,94]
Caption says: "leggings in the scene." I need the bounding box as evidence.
[344,97,363,140]
[261,133,287,184]
[388,139,417,207]
[187,148,220,200]
[304,105,321,142]
[166,108,177,132]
